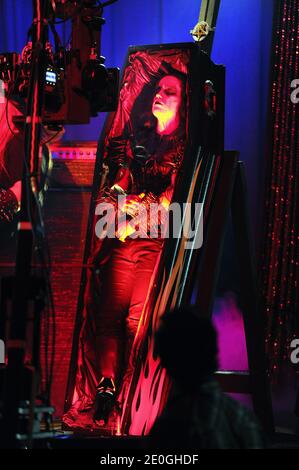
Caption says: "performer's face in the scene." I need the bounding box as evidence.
[152,75,183,123]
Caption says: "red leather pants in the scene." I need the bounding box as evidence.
[95,238,162,385]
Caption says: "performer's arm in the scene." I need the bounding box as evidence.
[103,134,134,193]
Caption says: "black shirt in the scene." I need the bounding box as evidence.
[149,381,266,449]
[104,128,185,197]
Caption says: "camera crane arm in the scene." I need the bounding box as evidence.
[1,0,119,447]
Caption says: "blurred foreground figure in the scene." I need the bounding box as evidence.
[149,307,266,449]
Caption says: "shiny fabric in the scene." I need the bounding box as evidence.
[96,238,162,385]
[105,131,185,197]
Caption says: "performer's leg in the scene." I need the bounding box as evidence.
[122,239,162,394]
[96,240,135,383]
[94,240,136,421]
[126,240,162,340]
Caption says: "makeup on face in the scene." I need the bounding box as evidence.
[152,75,183,120]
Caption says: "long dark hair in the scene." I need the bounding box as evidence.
[129,62,187,139]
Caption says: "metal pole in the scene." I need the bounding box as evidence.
[1,0,48,448]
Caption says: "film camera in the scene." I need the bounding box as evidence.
[0,0,119,124]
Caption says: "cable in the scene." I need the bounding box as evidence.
[22,146,57,407]
[3,10,62,406]
[2,59,55,406]
[41,129,61,146]
[3,61,56,409]
[51,0,119,25]
[5,98,19,139]
[2,0,121,410]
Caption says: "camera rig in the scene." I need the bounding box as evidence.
[0,0,119,448]
[0,0,119,124]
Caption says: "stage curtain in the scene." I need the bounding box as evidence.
[261,0,299,372]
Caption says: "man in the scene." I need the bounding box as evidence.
[149,306,267,449]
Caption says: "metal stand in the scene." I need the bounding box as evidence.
[0,276,49,448]
[1,0,48,448]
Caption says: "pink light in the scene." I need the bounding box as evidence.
[212,293,248,371]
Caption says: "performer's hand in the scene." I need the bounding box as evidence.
[119,193,145,218]
[116,220,136,242]
[113,167,132,193]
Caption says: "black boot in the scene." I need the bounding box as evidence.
[93,377,116,424]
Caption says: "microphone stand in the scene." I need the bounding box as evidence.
[2,0,49,448]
